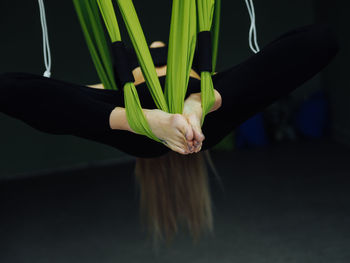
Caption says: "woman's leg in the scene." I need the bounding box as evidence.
[0,72,118,134]
[0,72,170,158]
[201,23,340,150]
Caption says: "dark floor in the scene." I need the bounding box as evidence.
[1,138,350,263]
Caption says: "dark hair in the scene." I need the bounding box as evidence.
[134,149,224,252]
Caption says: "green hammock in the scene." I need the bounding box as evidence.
[72,0,221,145]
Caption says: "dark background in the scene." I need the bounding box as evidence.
[1,1,350,262]
[0,0,347,176]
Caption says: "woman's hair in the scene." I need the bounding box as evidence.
[134,149,224,251]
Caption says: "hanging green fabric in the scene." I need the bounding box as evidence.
[96,0,166,142]
[197,0,216,125]
[72,0,116,90]
[73,0,221,145]
[211,0,221,74]
[164,0,197,115]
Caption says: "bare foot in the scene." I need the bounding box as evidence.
[144,109,195,155]
[183,94,205,153]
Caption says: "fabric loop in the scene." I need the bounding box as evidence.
[196,31,212,73]
[111,41,135,88]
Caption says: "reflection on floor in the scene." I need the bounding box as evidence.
[1,139,350,263]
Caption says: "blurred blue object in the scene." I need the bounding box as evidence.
[293,90,330,138]
[236,112,269,148]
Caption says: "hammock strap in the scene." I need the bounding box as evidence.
[110,41,135,88]
[196,31,213,73]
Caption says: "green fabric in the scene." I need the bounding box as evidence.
[197,0,217,125]
[73,0,221,145]
[96,0,121,42]
[123,82,162,142]
[73,0,117,90]
[211,0,221,74]
[164,0,197,114]
[116,0,168,112]
[97,0,163,142]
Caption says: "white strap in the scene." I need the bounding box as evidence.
[245,0,260,53]
[38,0,52,78]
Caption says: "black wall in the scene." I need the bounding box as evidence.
[313,0,350,146]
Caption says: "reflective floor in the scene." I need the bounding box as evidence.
[1,139,350,263]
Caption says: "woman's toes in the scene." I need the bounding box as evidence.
[185,124,194,141]
[168,139,189,155]
[171,114,194,141]
[173,146,188,155]
[187,141,194,152]
[195,145,202,153]
[193,125,205,142]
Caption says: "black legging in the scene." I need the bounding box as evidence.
[0,23,340,158]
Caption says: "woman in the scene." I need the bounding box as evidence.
[0,23,340,248]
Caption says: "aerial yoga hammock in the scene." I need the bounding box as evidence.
[0,0,339,158]
[72,0,220,144]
